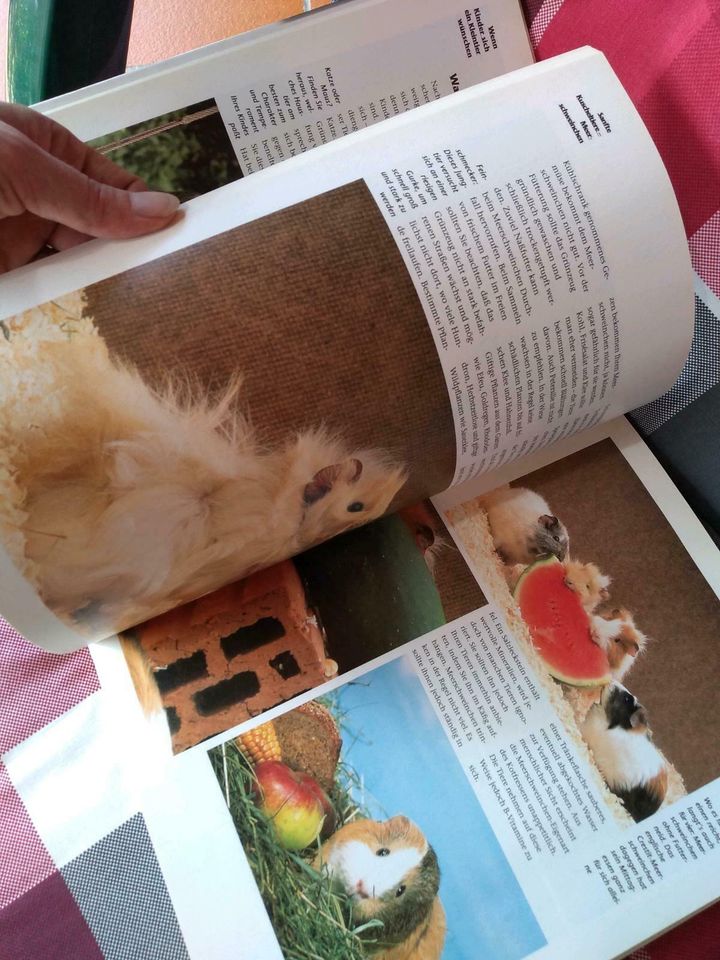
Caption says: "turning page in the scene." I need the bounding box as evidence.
[0,49,692,651]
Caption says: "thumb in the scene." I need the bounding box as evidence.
[4,132,180,239]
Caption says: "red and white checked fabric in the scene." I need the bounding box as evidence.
[0,762,55,909]
[690,211,720,299]
[627,899,720,959]
[528,0,567,47]
[0,617,98,755]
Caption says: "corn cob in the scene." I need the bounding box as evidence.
[236,722,282,764]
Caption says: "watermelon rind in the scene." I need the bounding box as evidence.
[513,555,611,687]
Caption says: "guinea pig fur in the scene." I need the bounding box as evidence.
[581,683,667,822]
[562,559,611,613]
[591,608,648,681]
[314,815,446,960]
[479,485,569,565]
[14,338,407,632]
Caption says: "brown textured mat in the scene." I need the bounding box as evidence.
[85,180,455,506]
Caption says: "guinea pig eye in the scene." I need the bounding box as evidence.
[553,535,560,542]
[395,884,406,898]
[376,847,390,857]
[347,501,364,513]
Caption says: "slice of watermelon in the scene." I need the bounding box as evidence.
[513,555,610,687]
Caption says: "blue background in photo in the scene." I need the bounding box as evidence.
[332,656,546,960]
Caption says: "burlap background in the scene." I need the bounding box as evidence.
[85,180,455,507]
[522,439,720,794]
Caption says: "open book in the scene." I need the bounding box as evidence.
[1,3,719,958]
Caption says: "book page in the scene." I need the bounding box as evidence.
[43,0,533,200]
[361,62,692,484]
[0,49,692,650]
[24,418,716,960]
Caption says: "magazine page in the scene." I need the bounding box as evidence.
[54,417,719,960]
[42,0,534,200]
[0,49,692,651]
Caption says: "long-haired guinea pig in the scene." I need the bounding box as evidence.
[479,485,569,565]
[580,683,667,822]
[562,559,611,613]
[591,608,648,680]
[16,337,406,633]
[314,815,446,960]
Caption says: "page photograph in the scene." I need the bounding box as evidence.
[0,181,458,643]
[444,432,720,825]
[120,500,486,754]
[88,98,244,203]
[207,656,546,960]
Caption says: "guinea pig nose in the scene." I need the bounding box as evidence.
[355,880,369,899]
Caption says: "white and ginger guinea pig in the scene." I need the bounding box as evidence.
[314,815,446,960]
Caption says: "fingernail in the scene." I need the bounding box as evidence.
[129,191,180,218]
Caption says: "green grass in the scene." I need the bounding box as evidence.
[209,741,381,960]
[89,99,242,203]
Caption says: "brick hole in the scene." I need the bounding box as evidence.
[154,650,208,694]
[269,650,301,679]
[192,672,261,716]
[165,706,181,735]
[221,617,286,660]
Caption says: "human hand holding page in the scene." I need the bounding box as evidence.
[0,49,692,651]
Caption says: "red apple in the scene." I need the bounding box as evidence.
[299,773,337,839]
[253,761,334,850]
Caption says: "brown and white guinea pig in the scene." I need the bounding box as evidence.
[581,683,667,823]
[314,815,446,960]
[15,337,406,633]
[479,485,569,565]
[591,608,648,681]
[398,502,447,573]
[562,559,611,613]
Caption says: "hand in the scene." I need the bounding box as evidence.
[0,102,181,273]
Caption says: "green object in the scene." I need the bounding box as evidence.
[88,100,243,203]
[294,514,446,669]
[7,0,134,105]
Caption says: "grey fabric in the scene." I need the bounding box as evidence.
[637,383,720,543]
[61,814,190,960]
[631,295,720,435]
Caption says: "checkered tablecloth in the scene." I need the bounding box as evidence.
[1,2,719,957]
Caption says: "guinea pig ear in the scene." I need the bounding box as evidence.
[303,463,343,505]
[539,514,558,529]
[385,814,411,832]
[415,523,436,552]
[346,458,363,483]
[620,628,640,656]
[302,459,365,505]
[630,706,648,730]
